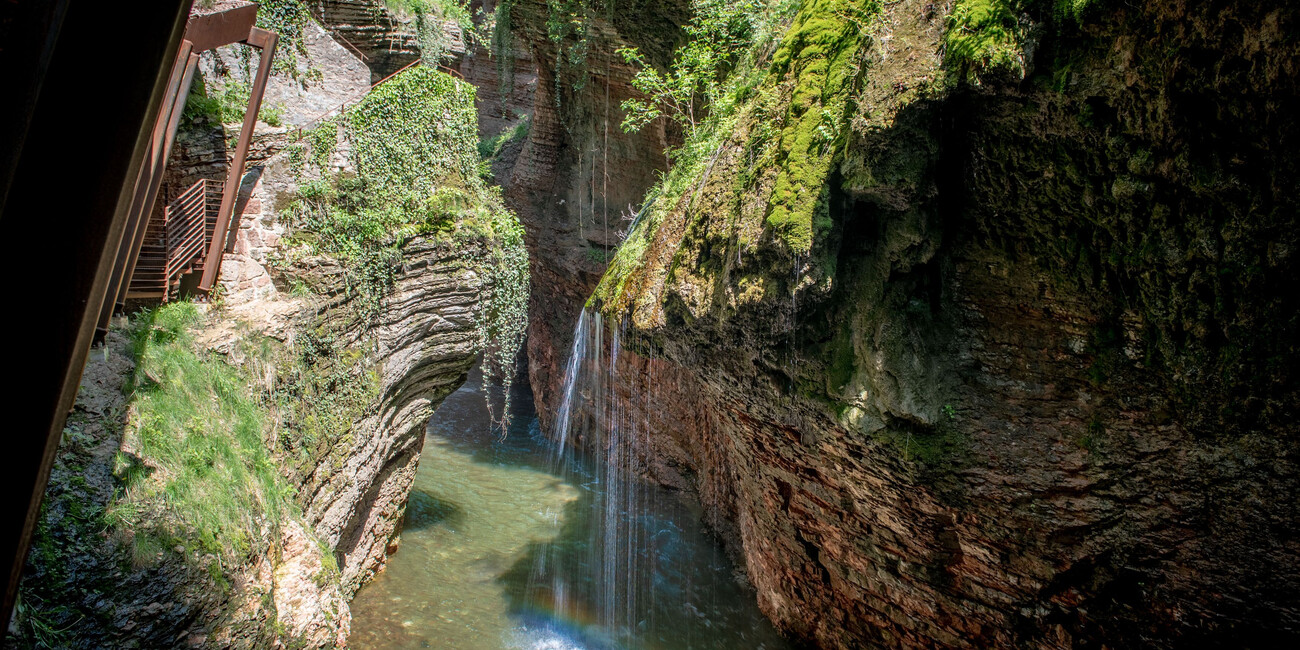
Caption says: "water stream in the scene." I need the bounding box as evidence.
[349,326,790,649]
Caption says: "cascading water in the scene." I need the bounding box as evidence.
[349,311,787,649]
[520,308,790,649]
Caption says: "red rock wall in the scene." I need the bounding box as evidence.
[566,0,1300,648]
[499,0,687,430]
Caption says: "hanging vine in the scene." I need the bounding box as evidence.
[491,0,516,115]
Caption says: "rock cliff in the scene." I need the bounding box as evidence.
[496,0,688,431]
[568,0,1300,647]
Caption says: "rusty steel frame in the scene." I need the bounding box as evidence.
[185,2,260,52]
[118,52,200,303]
[198,27,277,292]
[107,4,277,303]
[96,41,197,336]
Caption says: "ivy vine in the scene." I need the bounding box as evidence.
[283,66,530,431]
[255,0,314,78]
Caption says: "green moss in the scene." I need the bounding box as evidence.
[765,0,876,252]
[869,420,969,472]
[944,0,1102,80]
[277,325,382,479]
[943,0,1026,79]
[591,0,873,311]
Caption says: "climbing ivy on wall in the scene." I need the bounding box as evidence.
[255,0,314,77]
[492,0,516,111]
[546,0,593,96]
[282,66,530,430]
[386,0,484,64]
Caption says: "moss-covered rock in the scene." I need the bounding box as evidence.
[579,0,1300,647]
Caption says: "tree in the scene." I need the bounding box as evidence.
[618,0,765,142]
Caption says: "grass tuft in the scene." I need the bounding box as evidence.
[114,303,295,570]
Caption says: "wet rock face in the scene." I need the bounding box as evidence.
[580,0,1300,647]
[501,0,687,431]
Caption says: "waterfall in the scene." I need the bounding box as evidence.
[513,308,788,649]
[524,308,659,647]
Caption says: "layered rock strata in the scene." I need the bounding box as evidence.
[311,0,423,81]
[283,238,490,596]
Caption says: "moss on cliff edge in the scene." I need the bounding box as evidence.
[943,0,1100,81]
[765,0,875,252]
[592,0,878,315]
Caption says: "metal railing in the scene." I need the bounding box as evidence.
[127,178,224,300]
[167,178,223,280]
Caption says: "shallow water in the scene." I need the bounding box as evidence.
[348,369,790,650]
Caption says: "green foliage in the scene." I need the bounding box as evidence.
[275,326,381,478]
[943,0,1026,79]
[593,0,806,308]
[306,118,339,167]
[942,403,958,421]
[943,0,1101,80]
[387,0,485,64]
[545,0,595,103]
[182,76,287,127]
[10,590,78,649]
[478,116,531,160]
[491,1,516,109]
[115,303,296,570]
[348,67,483,194]
[255,0,314,77]
[585,247,610,265]
[595,0,874,312]
[285,67,530,431]
[619,0,766,137]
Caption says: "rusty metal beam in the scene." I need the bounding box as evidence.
[97,40,195,336]
[116,50,201,309]
[199,27,278,292]
[0,0,191,624]
[117,1,281,310]
[185,2,259,52]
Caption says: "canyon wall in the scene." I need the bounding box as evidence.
[279,237,493,598]
[574,0,1300,647]
[312,0,423,81]
[500,0,687,429]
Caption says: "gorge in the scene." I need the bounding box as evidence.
[5,0,1299,648]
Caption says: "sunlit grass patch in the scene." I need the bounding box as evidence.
[112,302,295,576]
